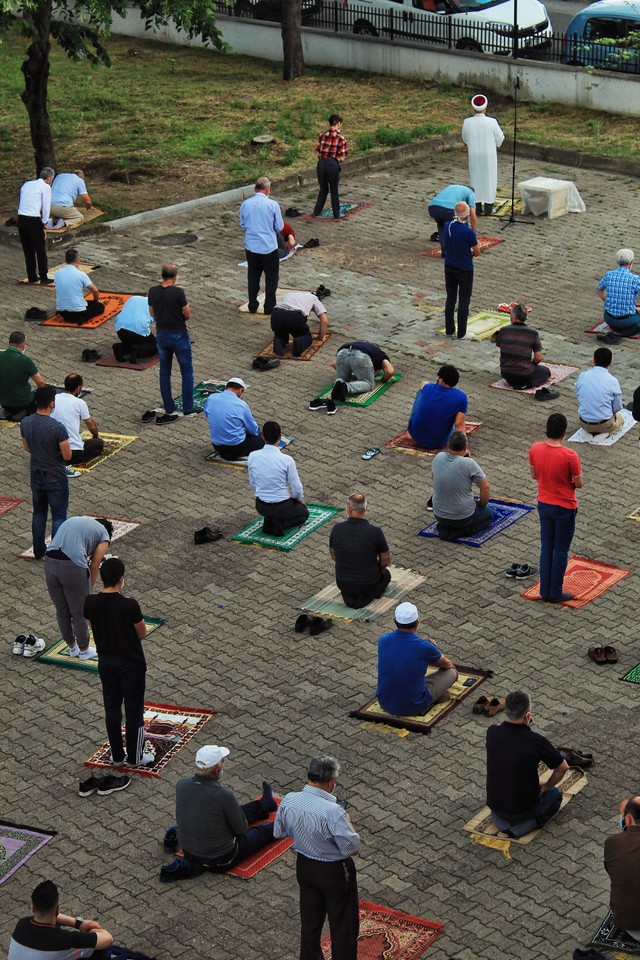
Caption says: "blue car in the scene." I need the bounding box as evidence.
[562,0,640,72]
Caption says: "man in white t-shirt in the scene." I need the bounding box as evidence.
[50,169,93,227]
[54,248,105,325]
[51,374,104,464]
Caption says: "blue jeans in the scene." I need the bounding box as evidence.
[538,502,577,601]
[156,330,194,414]
[491,787,562,837]
[604,309,640,336]
[30,471,69,559]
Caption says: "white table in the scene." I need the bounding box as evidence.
[518,177,586,220]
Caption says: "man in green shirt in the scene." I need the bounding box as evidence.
[0,332,45,420]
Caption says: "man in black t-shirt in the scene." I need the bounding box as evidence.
[8,879,113,960]
[486,690,568,838]
[329,493,391,608]
[330,341,395,402]
[84,558,151,768]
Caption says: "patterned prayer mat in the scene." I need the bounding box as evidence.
[627,507,640,522]
[464,767,587,846]
[300,201,372,222]
[568,408,638,446]
[0,420,18,429]
[205,435,293,470]
[0,497,23,517]
[621,664,640,684]
[590,912,640,955]
[418,498,534,548]
[19,261,98,284]
[384,422,482,457]
[489,196,523,217]
[96,353,159,371]
[256,331,333,362]
[587,320,640,339]
[422,235,504,258]
[73,433,137,471]
[238,288,298,314]
[438,310,509,341]
[36,617,166,673]
[228,798,293,879]
[232,504,342,552]
[47,207,106,233]
[350,665,492,734]
[19,517,140,559]
[85,701,216,778]
[321,901,443,960]
[0,821,56,885]
[173,380,225,413]
[491,362,579,393]
[302,565,426,622]
[521,556,631,609]
[315,373,401,407]
[42,291,136,328]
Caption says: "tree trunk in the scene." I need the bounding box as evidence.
[281,0,304,80]
[20,1,57,174]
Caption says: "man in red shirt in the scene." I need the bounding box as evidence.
[529,413,583,603]
[312,114,348,220]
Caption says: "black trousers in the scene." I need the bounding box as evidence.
[296,854,359,960]
[501,365,551,390]
[444,265,474,338]
[246,248,280,314]
[182,799,274,873]
[18,215,48,283]
[256,497,309,529]
[270,308,313,356]
[116,329,157,359]
[338,568,392,609]
[213,434,265,461]
[313,158,341,219]
[98,655,146,765]
[59,301,105,325]
[69,437,104,464]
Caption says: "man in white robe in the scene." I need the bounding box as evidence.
[461,94,505,216]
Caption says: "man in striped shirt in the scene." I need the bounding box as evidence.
[491,303,551,391]
[312,114,349,220]
[274,756,360,960]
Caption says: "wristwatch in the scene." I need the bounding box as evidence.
[75,918,84,930]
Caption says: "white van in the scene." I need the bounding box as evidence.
[339,0,553,55]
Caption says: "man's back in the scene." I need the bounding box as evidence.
[408,382,467,449]
[20,414,68,474]
[240,193,282,253]
[377,629,441,715]
[176,775,247,860]
[495,324,541,376]
[0,348,37,407]
[204,390,255,444]
[51,392,89,449]
[329,517,388,585]
[275,786,360,860]
[486,722,562,817]
[55,265,90,312]
[84,592,145,661]
[443,220,476,271]
[51,173,86,206]
[575,365,621,421]
[9,917,97,960]
[147,284,187,331]
[431,451,483,520]
[604,827,640,931]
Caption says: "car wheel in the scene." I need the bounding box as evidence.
[353,19,379,36]
[456,38,482,51]
[235,0,255,17]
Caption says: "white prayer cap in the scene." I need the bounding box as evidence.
[471,94,488,112]
[395,602,419,625]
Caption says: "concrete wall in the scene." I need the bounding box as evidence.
[109,10,640,117]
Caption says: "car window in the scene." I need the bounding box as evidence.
[456,0,509,11]
[584,16,629,40]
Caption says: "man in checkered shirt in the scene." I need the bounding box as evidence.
[312,114,349,220]
[597,248,640,339]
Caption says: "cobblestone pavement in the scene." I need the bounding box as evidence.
[1,147,639,960]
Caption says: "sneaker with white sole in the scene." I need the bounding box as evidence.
[125,752,155,768]
[309,398,328,411]
[97,774,131,795]
[78,646,98,660]
[22,635,46,657]
[13,634,27,655]
[65,466,82,478]
[79,776,103,797]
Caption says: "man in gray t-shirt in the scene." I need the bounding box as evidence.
[431,430,493,540]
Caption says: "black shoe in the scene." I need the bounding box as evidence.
[534,387,560,401]
[303,238,320,248]
[25,307,47,321]
[309,617,332,636]
[40,278,54,286]
[262,516,285,536]
[548,592,575,603]
[156,413,180,425]
[182,405,203,418]
[97,774,131,795]
[79,776,102,797]
[309,398,328,411]
[331,381,348,403]
[597,333,622,344]
[295,614,310,633]
[430,231,439,242]
[194,526,223,544]
[163,826,179,851]
[253,356,281,370]
[326,400,337,415]
[427,496,433,512]
[141,409,157,423]
[316,285,331,299]
[81,348,101,363]
[285,207,302,218]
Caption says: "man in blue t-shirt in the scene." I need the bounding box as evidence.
[442,202,480,339]
[408,363,467,450]
[377,602,458,716]
[428,183,477,252]
[54,249,104,325]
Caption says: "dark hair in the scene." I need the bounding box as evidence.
[263,420,281,444]
[64,373,83,393]
[161,264,178,280]
[9,331,26,346]
[546,413,567,440]
[395,615,418,630]
[65,248,78,264]
[101,556,124,587]
[448,430,467,452]
[31,880,59,914]
[593,347,612,368]
[329,114,343,126]
[438,364,460,388]
[505,690,530,720]
[623,797,640,823]
[35,385,57,409]
[511,303,528,323]
[95,518,114,539]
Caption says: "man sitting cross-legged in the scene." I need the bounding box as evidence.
[54,249,105,326]
[431,430,493,540]
[248,420,309,536]
[491,303,551,391]
[575,346,624,437]
[8,880,113,960]
[51,373,104,464]
[203,377,264,462]
[329,493,391,608]
[408,363,467,451]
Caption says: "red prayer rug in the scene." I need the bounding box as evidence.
[521,556,631,609]
[384,422,482,457]
[42,291,137,328]
[321,901,443,960]
[586,320,640,339]
[0,497,23,517]
[228,798,293,879]
[421,235,504,257]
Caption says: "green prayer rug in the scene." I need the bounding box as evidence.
[231,504,342,552]
[36,617,166,672]
[621,664,640,684]
[314,373,401,408]
[174,380,225,413]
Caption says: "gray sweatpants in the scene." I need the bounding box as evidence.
[44,556,91,650]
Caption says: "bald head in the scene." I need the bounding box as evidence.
[455,202,470,220]
[621,796,640,825]
[255,177,270,193]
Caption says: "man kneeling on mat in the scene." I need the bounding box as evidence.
[270,289,328,357]
[248,420,309,536]
[431,431,493,540]
[54,248,105,325]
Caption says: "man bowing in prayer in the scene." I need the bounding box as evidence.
[461,94,505,217]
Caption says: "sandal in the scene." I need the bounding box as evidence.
[486,696,505,717]
[362,447,380,461]
[604,645,619,663]
[472,695,489,714]
[588,646,607,665]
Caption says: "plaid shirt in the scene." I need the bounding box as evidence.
[598,267,640,317]
[316,128,348,162]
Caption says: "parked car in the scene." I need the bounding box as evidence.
[561,0,640,71]
[234,0,324,22]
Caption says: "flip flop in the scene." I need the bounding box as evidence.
[362,447,380,461]
[472,695,489,714]
[588,646,607,664]
[604,645,619,663]
[486,696,505,717]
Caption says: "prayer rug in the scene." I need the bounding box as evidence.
[0,420,18,429]
[231,504,342,552]
[0,821,56,885]
[314,373,401,407]
[301,565,426,622]
[350,665,492,734]
[384,422,482,457]
[0,497,23,517]
[41,291,136,328]
[96,353,159,371]
[255,331,333,362]
[490,362,579,393]
[228,798,293,879]
[586,320,640,339]
[174,380,225,413]
[36,617,166,673]
[590,912,640,954]
[84,701,216,779]
[489,196,523,217]
[321,901,443,959]
[19,517,140,559]
[438,310,509,341]
[521,556,631,609]
[621,664,640,685]
[205,436,293,470]
[627,507,640,522]
[300,201,372,222]
[568,408,637,446]
[238,288,298,314]
[73,433,136,471]
[19,261,98,284]
[422,235,504,257]
[47,207,106,232]
[418,498,534,548]
[463,766,587,846]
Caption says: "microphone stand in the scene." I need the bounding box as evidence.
[501,76,533,230]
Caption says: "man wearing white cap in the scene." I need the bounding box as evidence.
[203,377,264,461]
[377,602,458,715]
[461,94,505,217]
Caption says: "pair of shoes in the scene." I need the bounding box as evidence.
[124,751,155,768]
[182,406,203,418]
[81,348,101,363]
[427,496,433,511]
[25,307,47,321]
[14,634,45,657]
[71,646,97,660]
[79,774,131,796]
[505,563,538,579]
[65,466,81,478]
[588,645,618,664]
[316,284,331,299]
[294,614,332,636]
[548,592,574,603]
[285,207,302,217]
[430,231,440,242]
[331,380,348,403]
[156,413,180,425]
[597,333,622,345]
[194,526,223,544]
[303,238,320,248]
[557,747,593,769]
[472,695,505,716]
[254,355,281,370]
[141,409,157,423]
[534,387,560,401]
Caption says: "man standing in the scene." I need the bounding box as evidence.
[51,374,104,464]
[431,430,493,540]
[328,341,395,403]
[50,169,93,228]
[0,332,45,421]
[329,493,391,609]
[377,602,458,716]
[274,756,360,960]
[270,289,328,357]
[529,413,583,604]
[148,264,200,425]
[17,167,55,285]
[408,363,467,450]
[248,421,309,536]
[486,690,568,838]
[239,176,284,315]
[491,304,552,392]
[428,183,477,250]
[313,114,349,220]
[53,249,104,325]
[461,94,505,216]
[443,202,480,340]
[84,557,154,767]
[596,248,640,340]
[204,377,264,461]
[20,386,72,559]
[604,796,640,943]
[575,347,624,437]
[8,880,113,960]
[114,296,157,363]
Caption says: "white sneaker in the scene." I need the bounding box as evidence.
[125,751,155,767]
[23,635,46,658]
[13,634,27,655]
[67,644,80,657]
[78,646,98,660]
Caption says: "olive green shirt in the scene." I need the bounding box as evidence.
[0,347,38,407]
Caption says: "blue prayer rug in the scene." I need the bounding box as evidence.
[418,498,534,548]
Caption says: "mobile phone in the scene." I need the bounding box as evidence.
[463,677,476,687]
